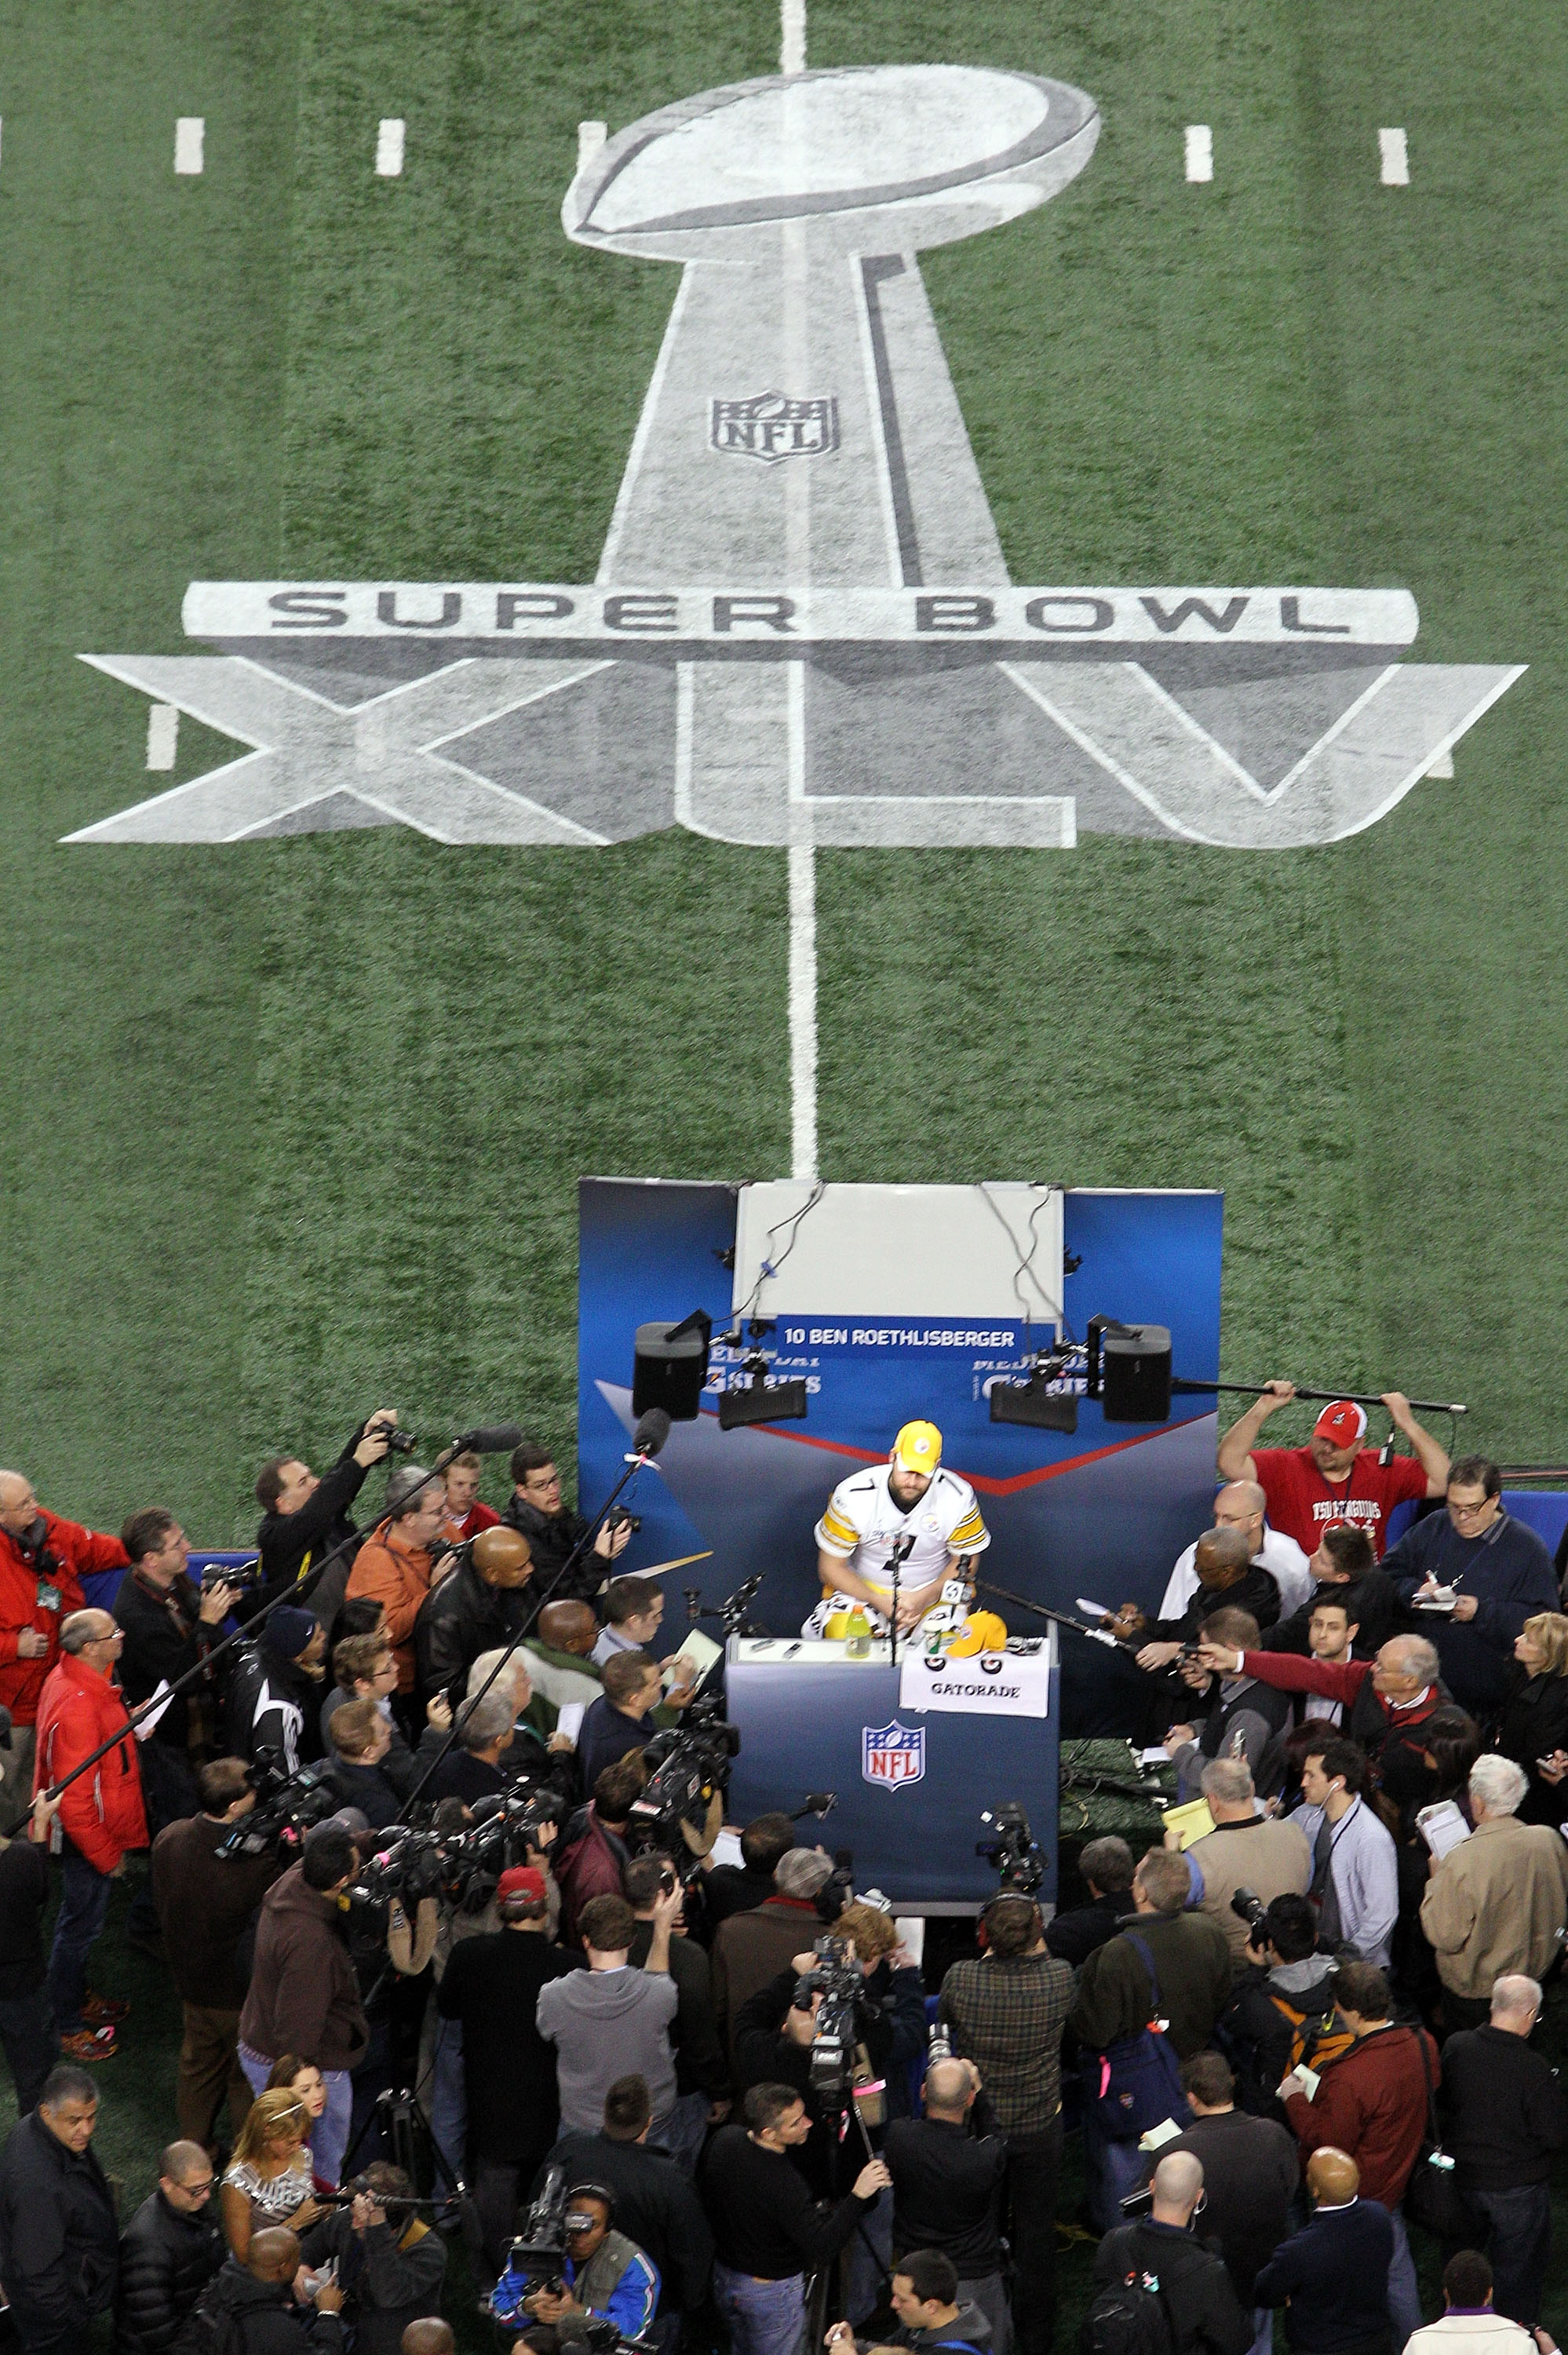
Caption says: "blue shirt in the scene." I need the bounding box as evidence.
[1384,1510,1559,1712]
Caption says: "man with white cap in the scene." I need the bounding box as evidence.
[1216,1386,1449,1561]
[811,1422,989,1634]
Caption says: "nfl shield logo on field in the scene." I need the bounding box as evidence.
[710,391,840,463]
[862,1720,925,1791]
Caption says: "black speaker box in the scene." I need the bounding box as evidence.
[632,1320,710,1421]
[1101,1324,1172,1422]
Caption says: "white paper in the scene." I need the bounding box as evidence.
[1077,1597,1114,1619]
[1139,1747,1172,1767]
[899,1645,1050,1719]
[894,1916,926,1964]
[709,1827,745,1869]
[133,1679,175,1741]
[1138,2116,1184,2151]
[555,1700,586,1747]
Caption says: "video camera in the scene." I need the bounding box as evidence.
[351,1780,568,1925]
[488,2164,572,2324]
[976,1801,1046,1897]
[627,1690,740,1861]
[791,1932,866,2098]
[217,1755,341,1859]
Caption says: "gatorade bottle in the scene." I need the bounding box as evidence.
[844,1607,872,1659]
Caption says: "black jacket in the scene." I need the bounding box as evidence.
[1261,1575,1403,1661]
[151,1813,284,2012]
[294,2213,445,2355]
[884,2116,1006,2276]
[1493,1667,1568,1826]
[499,1495,604,1605]
[542,2130,715,2313]
[1439,2023,1568,2189]
[1094,2218,1252,2355]
[1159,2110,1299,2303]
[0,1838,49,1998]
[436,1930,581,2163]
[181,2260,344,2355]
[1253,2199,1393,2352]
[700,2123,877,2277]
[256,1430,374,1614]
[628,1919,729,2098]
[114,1572,226,1753]
[0,2109,121,2355]
[731,1992,837,2198]
[115,2189,225,2355]
[1217,1955,1340,2120]
[1150,1567,1282,1644]
[700,1860,779,1934]
[1045,1889,1125,1968]
[413,1559,531,1699]
[226,1645,329,1773]
[323,1759,403,1830]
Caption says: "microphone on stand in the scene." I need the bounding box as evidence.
[633,1408,673,1459]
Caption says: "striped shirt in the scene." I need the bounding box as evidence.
[816,1463,989,1601]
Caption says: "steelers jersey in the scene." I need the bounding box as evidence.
[815,1462,990,1600]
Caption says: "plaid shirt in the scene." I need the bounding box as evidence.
[937,1951,1075,2136]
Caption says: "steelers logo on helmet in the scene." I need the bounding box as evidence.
[894,1419,943,1474]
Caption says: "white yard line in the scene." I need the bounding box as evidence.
[1379,127,1409,186]
[174,118,205,175]
[375,118,406,177]
[1185,125,1213,183]
[789,839,819,1180]
[145,705,180,771]
[781,0,807,78]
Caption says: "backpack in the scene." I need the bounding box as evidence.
[1078,1933,1193,2144]
[174,2288,249,2355]
[1080,2263,1176,2355]
[1269,1986,1355,2077]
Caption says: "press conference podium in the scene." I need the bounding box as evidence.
[723,1630,1059,1911]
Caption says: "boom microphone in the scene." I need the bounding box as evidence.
[633,1408,672,1458]
[456,1422,524,1454]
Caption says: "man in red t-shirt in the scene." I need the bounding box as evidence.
[1217,1388,1448,1560]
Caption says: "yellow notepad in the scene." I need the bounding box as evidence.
[1159,1797,1216,1849]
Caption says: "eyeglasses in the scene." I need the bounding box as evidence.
[1448,1497,1494,1519]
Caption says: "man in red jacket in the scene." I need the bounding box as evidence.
[34,1610,148,2060]
[0,1473,128,1835]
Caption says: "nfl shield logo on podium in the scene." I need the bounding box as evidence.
[862,1720,926,1791]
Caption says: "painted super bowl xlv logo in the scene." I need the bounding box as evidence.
[69,64,1522,850]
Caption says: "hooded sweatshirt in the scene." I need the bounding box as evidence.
[535,1962,679,2130]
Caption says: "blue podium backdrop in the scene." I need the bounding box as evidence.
[578,1179,1224,1735]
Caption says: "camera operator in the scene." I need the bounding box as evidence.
[413,1527,534,1700]
[436,1864,581,2272]
[115,2138,224,2355]
[295,2163,446,2355]
[1216,1893,1340,2122]
[320,1635,450,1799]
[152,1758,287,2153]
[884,2061,1009,2355]
[239,1824,370,2187]
[545,2072,716,2335]
[228,1609,330,1774]
[538,1889,682,2141]
[939,1897,1074,2355]
[0,2062,120,2355]
[624,1856,731,2171]
[0,1470,128,1838]
[502,1440,633,1601]
[712,1847,838,2051]
[253,1411,402,1619]
[344,1469,461,1703]
[702,2085,891,2355]
[114,1509,237,1839]
[513,2183,660,2353]
[188,2225,345,2355]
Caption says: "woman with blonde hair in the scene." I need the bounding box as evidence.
[264,2053,334,2193]
[220,2087,322,2258]
[1497,1611,1568,1824]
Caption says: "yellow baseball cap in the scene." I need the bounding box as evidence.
[893,1420,943,1475]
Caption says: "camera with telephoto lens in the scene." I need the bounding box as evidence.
[381,1426,418,1455]
[602,1506,642,1539]
[975,1801,1046,1897]
[217,1754,341,1859]
[792,1932,866,2098]
[1230,1886,1269,1946]
[201,1561,261,1596]
[626,1691,740,1860]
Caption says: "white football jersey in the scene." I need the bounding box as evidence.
[815,1461,989,1601]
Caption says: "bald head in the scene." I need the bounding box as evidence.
[1150,2151,1204,2224]
[248,2229,301,2284]
[1491,1974,1541,2032]
[0,1473,38,1535]
[1193,1524,1253,1589]
[1307,2148,1359,2207]
[1218,1480,1267,1520]
[539,1600,599,1656]
[923,2058,975,2116]
[402,2325,456,2355]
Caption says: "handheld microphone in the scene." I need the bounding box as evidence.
[456,1422,524,1454]
[633,1408,673,1458]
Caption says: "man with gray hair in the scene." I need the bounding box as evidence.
[1437,1973,1568,2324]
[1093,2151,1252,2355]
[1196,1625,1450,1784]
[426,1687,516,1806]
[1422,1755,1568,2030]
[1172,1760,1311,1976]
[711,1846,837,2050]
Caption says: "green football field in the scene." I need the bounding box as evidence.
[1,0,1564,1544]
